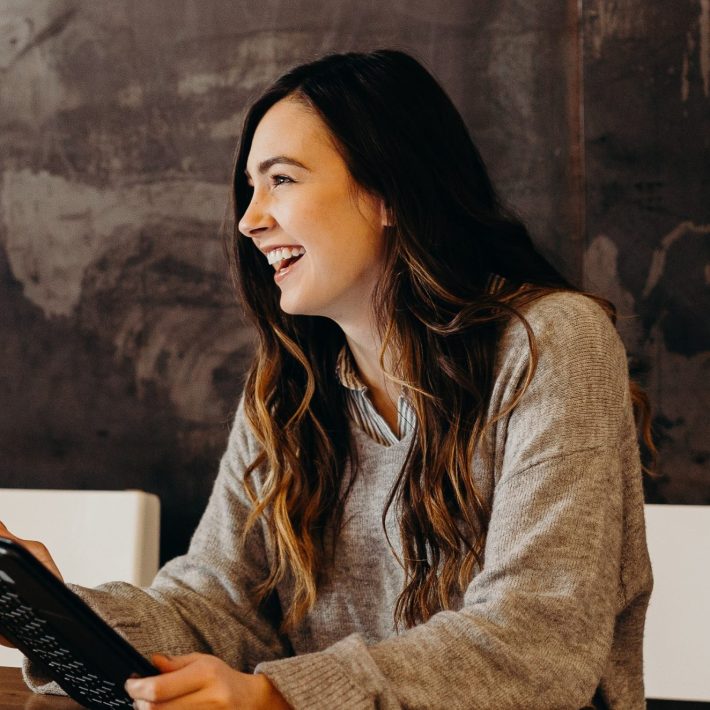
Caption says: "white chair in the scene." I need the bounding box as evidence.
[643,503,710,702]
[0,488,160,667]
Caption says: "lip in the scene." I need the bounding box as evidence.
[274,253,304,284]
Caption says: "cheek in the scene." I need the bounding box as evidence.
[277,187,382,270]
[277,198,332,244]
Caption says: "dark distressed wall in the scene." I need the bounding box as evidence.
[583,0,710,504]
[0,0,707,561]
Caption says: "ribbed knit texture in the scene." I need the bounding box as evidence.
[23,292,653,709]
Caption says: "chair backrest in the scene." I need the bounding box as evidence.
[0,488,160,667]
[643,503,710,701]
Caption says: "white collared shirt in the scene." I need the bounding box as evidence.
[334,345,416,446]
[333,273,506,446]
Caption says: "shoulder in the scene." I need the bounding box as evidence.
[502,290,619,345]
[493,290,631,426]
[490,291,634,470]
[498,290,626,373]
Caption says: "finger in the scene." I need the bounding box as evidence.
[151,653,204,671]
[150,653,175,671]
[126,655,207,702]
[0,523,63,582]
[0,521,25,539]
[132,687,220,710]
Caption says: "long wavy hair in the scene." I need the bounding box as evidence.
[227,49,655,631]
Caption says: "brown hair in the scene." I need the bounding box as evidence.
[227,50,656,630]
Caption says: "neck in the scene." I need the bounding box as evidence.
[338,314,401,426]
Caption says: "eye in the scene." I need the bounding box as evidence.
[270,174,293,187]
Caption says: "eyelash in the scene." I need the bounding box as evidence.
[270,174,293,187]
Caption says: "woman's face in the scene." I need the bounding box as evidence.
[239,97,388,325]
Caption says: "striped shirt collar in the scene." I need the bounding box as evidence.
[335,345,368,393]
[334,273,505,445]
[334,345,416,445]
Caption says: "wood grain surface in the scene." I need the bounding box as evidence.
[0,667,83,709]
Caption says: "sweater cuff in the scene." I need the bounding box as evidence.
[21,659,64,695]
[257,650,370,710]
[256,633,400,710]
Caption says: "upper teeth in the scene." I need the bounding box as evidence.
[267,246,306,265]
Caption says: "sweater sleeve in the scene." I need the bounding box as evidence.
[256,293,636,709]
[23,398,291,694]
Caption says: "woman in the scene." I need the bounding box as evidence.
[4,49,653,709]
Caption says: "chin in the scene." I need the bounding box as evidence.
[278,294,311,316]
[278,294,329,319]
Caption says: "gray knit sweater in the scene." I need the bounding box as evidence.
[23,292,653,708]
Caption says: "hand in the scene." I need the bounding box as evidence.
[125,653,292,709]
[0,521,64,648]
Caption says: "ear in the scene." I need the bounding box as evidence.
[379,200,394,228]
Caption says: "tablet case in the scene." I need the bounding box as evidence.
[0,536,157,709]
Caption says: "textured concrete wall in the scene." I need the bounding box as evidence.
[0,0,707,561]
[583,0,710,504]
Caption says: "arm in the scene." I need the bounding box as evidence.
[23,399,291,693]
[256,293,642,709]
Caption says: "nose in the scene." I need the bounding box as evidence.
[238,191,276,239]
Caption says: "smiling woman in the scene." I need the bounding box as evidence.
[16,49,655,710]
[239,98,389,324]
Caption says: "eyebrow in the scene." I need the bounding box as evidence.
[244,155,310,179]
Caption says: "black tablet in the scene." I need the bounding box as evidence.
[0,536,158,709]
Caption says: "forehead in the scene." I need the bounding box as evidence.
[247,98,336,165]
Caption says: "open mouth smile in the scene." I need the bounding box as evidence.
[265,246,306,283]
[267,246,306,272]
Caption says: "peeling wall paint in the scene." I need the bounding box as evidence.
[582,234,641,347]
[584,224,710,501]
[1,168,226,317]
[682,0,710,100]
[0,1,583,560]
[584,0,710,503]
[700,0,709,96]
[586,0,655,59]
[642,221,710,300]
[0,0,707,561]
